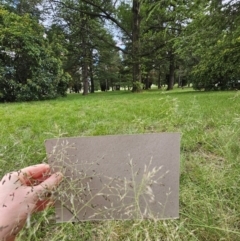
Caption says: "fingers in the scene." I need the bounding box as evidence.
[19,164,51,185]
[32,172,62,212]
[35,172,63,194]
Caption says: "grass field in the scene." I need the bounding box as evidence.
[0,88,240,240]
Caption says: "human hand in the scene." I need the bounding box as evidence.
[0,164,62,241]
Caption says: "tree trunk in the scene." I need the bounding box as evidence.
[132,0,141,92]
[82,18,89,95]
[158,68,161,89]
[90,74,94,93]
[167,52,175,90]
[145,74,149,90]
[82,58,89,95]
[89,50,94,93]
[178,74,181,88]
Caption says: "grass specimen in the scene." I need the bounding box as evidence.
[48,144,173,222]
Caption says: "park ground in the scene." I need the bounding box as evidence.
[0,88,240,240]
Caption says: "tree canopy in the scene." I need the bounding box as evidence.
[1,0,240,100]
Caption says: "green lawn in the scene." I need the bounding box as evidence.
[0,89,240,240]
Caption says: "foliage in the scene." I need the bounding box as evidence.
[50,0,123,94]
[0,8,70,102]
[11,0,236,93]
[175,1,240,90]
[0,0,43,19]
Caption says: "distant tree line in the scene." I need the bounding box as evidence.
[1,0,240,101]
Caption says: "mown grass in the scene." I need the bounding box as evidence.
[0,88,240,240]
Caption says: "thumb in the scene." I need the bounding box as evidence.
[34,172,63,198]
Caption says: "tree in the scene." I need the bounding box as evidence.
[48,0,144,92]
[48,0,239,93]
[176,0,240,90]
[131,0,141,91]
[141,0,192,90]
[0,8,70,102]
[49,0,122,94]
[95,45,121,91]
[0,0,43,18]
